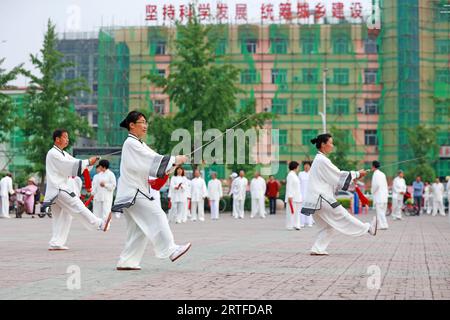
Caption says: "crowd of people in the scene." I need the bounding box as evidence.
[0,113,449,268]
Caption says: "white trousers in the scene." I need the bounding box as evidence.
[251,197,266,218]
[93,199,112,220]
[391,197,403,219]
[375,202,389,229]
[432,199,445,216]
[49,192,102,247]
[0,195,10,218]
[299,203,314,227]
[170,201,186,223]
[311,201,370,254]
[210,200,219,219]
[424,196,433,214]
[233,199,245,218]
[117,195,178,268]
[191,200,205,221]
[285,201,301,229]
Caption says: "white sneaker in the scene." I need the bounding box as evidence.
[115,213,121,219]
[99,212,112,232]
[48,245,69,251]
[369,217,377,236]
[170,243,192,262]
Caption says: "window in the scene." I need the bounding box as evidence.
[330,99,349,115]
[364,68,378,84]
[271,38,287,54]
[157,69,166,77]
[436,69,450,83]
[240,70,257,84]
[302,129,318,145]
[333,68,349,85]
[153,100,165,114]
[435,102,449,123]
[364,39,378,54]
[92,112,98,125]
[216,39,227,55]
[364,130,378,146]
[65,69,75,79]
[301,33,318,54]
[364,99,379,115]
[271,69,287,84]
[298,99,318,114]
[242,39,257,54]
[436,40,450,54]
[279,130,288,145]
[333,36,349,54]
[437,132,450,145]
[303,68,318,84]
[155,41,166,55]
[271,99,288,114]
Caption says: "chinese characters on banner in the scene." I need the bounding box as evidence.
[145,2,365,23]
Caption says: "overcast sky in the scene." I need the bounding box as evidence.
[0,0,373,86]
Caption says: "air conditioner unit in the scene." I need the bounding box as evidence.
[357,107,364,113]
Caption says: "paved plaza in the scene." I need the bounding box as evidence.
[1,210,450,300]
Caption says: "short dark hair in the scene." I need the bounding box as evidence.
[310,133,332,150]
[302,160,312,167]
[372,160,380,168]
[119,111,147,130]
[99,159,110,169]
[53,129,68,142]
[289,161,299,171]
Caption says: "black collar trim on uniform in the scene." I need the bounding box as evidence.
[128,134,143,144]
[53,145,65,156]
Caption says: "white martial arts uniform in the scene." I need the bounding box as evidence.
[431,182,445,216]
[0,175,14,218]
[392,176,406,220]
[168,175,189,223]
[92,169,116,220]
[112,134,179,268]
[207,178,223,220]
[423,184,433,214]
[301,151,370,254]
[230,177,248,219]
[250,177,266,218]
[298,171,313,227]
[447,180,450,215]
[190,177,208,221]
[43,146,104,248]
[371,169,389,229]
[285,171,302,229]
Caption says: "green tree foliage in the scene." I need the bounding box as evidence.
[328,126,359,171]
[20,20,93,181]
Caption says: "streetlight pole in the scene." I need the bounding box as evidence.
[319,68,328,133]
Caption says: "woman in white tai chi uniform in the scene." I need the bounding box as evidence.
[112,111,191,271]
[301,133,377,256]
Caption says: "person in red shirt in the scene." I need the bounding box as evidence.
[266,175,280,214]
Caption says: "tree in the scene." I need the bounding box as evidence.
[404,125,438,184]
[145,12,272,177]
[20,20,93,183]
[328,126,359,171]
[0,58,23,143]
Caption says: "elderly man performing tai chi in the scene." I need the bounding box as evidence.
[301,133,377,256]
[43,129,112,251]
[112,111,191,271]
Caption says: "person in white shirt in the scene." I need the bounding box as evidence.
[301,133,377,256]
[190,169,208,222]
[207,172,223,220]
[112,111,190,270]
[285,161,302,230]
[168,167,190,224]
[391,170,407,221]
[0,173,15,219]
[446,177,450,215]
[43,129,111,251]
[250,171,266,219]
[431,178,445,217]
[298,161,313,227]
[92,159,116,220]
[229,170,248,219]
[371,161,389,230]
[423,181,433,215]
